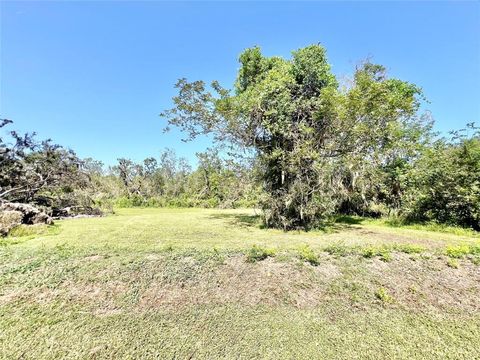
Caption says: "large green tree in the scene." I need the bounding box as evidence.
[161,45,428,229]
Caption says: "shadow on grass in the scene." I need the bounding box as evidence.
[334,215,365,225]
[209,213,362,233]
[208,213,265,229]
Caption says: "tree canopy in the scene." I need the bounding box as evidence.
[161,44,431,229]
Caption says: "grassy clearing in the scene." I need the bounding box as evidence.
[1,208,479,359]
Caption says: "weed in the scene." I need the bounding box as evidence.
[395,244,425,254]
[246,245,275,263]
[408,285,418,294]
[447,258,459,269]
[361,246,391,261]
[445,245,471,258]
[470,244,480,255]
[380,251,392,262]
[361,247,377,258]
[324,243,352,257]
[297,245,319,265]
[163,244,175,252]
[375,287,394,304]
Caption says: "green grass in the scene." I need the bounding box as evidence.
[1,208,479,359]
[337,215,480,238]
[246,244,276,263]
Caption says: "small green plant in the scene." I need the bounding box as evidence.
[471,256,480,266]
[447,258,459,269]
[408,285,418,294]
[375,287,394,304]
[324,243,352,257]
[445,245,470,258]
[297,245,319,266]
[395,244,425,254]
[361,246,377,258]
[246,245,275,263]
[469,244,480,255]
[361,246,391,261]
[380,251,392,262]
[163,244,175,252]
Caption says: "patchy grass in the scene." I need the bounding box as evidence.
[246,245,275,263]
[445,244,480,258]
[1,208,479,359]
[375,287,394,304]
[447,258,459,269]
[297,244,319,265]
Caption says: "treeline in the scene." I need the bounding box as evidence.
[1,117,478,231]
[1,44,479,232]
[0,121,259,217]
[83,148,259,209]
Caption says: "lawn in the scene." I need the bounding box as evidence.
[1,208,479,359]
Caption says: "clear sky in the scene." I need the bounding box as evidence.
[1,1,479,166]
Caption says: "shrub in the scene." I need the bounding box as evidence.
[297,245,319,265]
[404,135,480,231]
[115,196,134,208]
[246,245,275,263]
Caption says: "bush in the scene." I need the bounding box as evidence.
[447,258,459,269]
[404,136,480,230]
[324,243,353,257]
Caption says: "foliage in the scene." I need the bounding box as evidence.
[445,244,480,258]
[403,124,480,230]
[375,287,394,304]
[394,244,425,254]
[161,45,429,229]
[246,244,276,262]
[0,119,97,215]
[297,244,319,265]
[361,246,392,262]
[98,148,259,209]
[446,258,459,269]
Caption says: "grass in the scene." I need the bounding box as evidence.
[1,208,479,359]
[246,244,275,263]
[297,244,319,265]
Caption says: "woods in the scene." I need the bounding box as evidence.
[162,44,480,230]
[1,45,479,234]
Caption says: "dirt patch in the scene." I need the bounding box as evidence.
[366,254,480,312]
[84,255,104,262]
[4,254,478,315]
[138,256,342,309]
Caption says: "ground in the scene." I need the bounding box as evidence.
[1,208,479,359]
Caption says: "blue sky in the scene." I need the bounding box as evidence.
[1,1,479,166]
